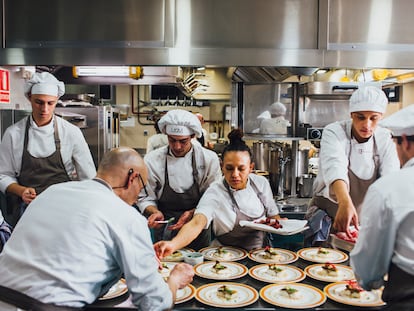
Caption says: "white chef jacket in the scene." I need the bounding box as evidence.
[146,133,168,154]
[0,116,96,193]
[350,157,414,290]
[137,141,221,213]
[260,117,291,135]
[313,119,400,203]
[195,174,279,236]
[0,179,172,310]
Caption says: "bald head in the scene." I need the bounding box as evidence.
[97,147,146,181]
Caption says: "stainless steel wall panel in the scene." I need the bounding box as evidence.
[328,0,414,51]
[175,0,318,49]
[5,0,168,48]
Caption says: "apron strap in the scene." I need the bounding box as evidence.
[0,285,81,311]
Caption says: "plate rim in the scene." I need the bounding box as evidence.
[249,263,306,284]
[323,281,386,307]
[297,247,349,263]
[260,282,327,309]
[175,283,196,304]
[99,278,128,300]
[248,247,299,264]
[199,246,248,261]
[304,263,355,282]
[194,261,248,280]
[161,247,195,262]
[195,281,259,308]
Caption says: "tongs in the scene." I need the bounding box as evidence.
[155,217,175,224]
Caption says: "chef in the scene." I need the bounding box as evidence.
[154,128,283,255]
[351,104,414,310]
[260,101,291,135]
[0,72,96,223]
[137,109,221,250]
[305,86,400,245]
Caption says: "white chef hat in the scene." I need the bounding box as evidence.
[24,72,65,99]
[349,86,388,114]
[270,101,286,116]
[379,104,414,136]
[158,109,202,138]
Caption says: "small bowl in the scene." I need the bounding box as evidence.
[183,252,204,266]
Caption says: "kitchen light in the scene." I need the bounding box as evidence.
[72,66,143,79]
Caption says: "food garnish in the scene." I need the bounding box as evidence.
[322,262,337,272]
[281,286,298,296]
[217,285,237,300]
[212,261,227,273]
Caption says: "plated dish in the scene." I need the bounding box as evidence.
[249,264,306,283]
[195,282,258,308]
[194,261,248,280]
[158,262,178,280]
[199,246,247,262]
[161,248,195,262]
[239,219,308,235]
[324,281,385,307]
[99,278,128,300]
[260,283,326,309]
[175,284,196,304]
[248,247,298,264]
[297,247,348,263]
[305,263,355,282]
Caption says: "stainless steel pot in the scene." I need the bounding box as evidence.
[252,141,271,171]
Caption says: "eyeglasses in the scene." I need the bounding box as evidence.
[112,169,148,198]
[137,173,149,200]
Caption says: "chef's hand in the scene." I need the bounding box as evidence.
[168,263,194,290]
[147,210,165,229]
[168,209,195,231]
[154,240,176,259]
[334,201,359,237]
[21,187,36,204]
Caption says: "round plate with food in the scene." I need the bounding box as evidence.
[195,282,258,308]
[194,261,248,280]
[297,247,348,264]
[99,278,128,300]
[249,264,305,284]
[248,247,298,264]
[304,263,355,282]
[324,281,385,307]
[199,246,247,262]
[260,283,326,309]
[175,284,196,304]
[161,248,195,262]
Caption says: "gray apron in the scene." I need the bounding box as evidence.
[154,147,210,251]
[310,136,380,220]
[7,117,70,220]
[217,178,268,251]
[382,263,414,307]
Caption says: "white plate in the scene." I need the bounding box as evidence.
[194,261,248,280]
[99,279,128,300]
[260,283,326,309]
[305,264,355,282]
[195,282,258,308]
[158,262,178,279]
[240,219,309,235]
[200,246,247,262]
[161,248,195,262]
[248,248,298,264]
[297,247,348,263]
[324,282,385,307]
[249,264,306,283]
[175,284,196,304]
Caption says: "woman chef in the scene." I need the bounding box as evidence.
[154,128,283,256]
[0,72,96,223]
[305,86,400,245]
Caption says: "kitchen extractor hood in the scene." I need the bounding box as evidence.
[299,81,360,100]
[231,67,319,83]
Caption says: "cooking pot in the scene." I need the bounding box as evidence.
[298,174,315,198]
[252,141,271,171]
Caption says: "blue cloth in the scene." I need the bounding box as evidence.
[303,208,332,247]
[0,220,13,252]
